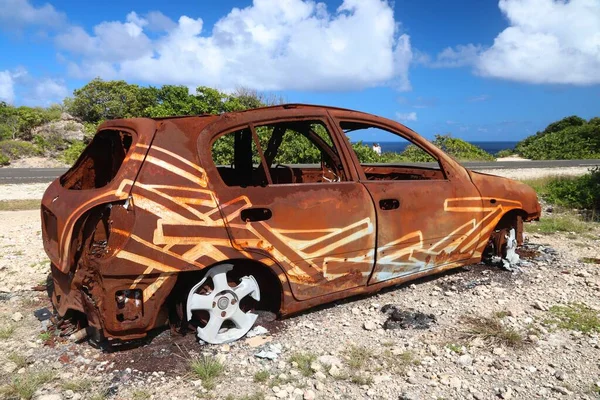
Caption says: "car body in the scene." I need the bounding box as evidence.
[41,104,541,344]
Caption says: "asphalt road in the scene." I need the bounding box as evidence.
[1,160,599,184]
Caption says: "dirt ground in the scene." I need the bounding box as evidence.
[1,175,599,400]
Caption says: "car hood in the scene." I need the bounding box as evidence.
[468,170,541,220]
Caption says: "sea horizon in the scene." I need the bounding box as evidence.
[356,141,518,155]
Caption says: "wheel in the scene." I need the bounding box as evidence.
[186,264,261,344]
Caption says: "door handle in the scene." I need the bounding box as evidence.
[241,208,272,222]
[379,199,399,210]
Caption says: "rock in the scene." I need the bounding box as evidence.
[329,364,342,377]
[317,355,342,367]
[554,370,566,381]
[457,354,473,367]
[449,376,462,389]
[303,389,316,400]
[554,386,571,395]
[310,361,321,372]
[36,395,63,400]
[351,307,360,315]
[275,390,288,399]
[246,336,272,348]
[12,312,23,322]
[493,347,505,356]
[314,371,327,381]
[32,114,85,144]
[363,321,377,331]
[3,361,17,374]
[246,325,269,338]
[399,392,419,400]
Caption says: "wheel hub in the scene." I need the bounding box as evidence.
[217,296,230,310]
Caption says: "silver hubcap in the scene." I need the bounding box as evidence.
[186,264,260,344]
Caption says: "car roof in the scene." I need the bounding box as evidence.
[151,103,376,122]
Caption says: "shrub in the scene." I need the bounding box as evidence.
[0,140,41,160]
[60,140,87,165]
[431,134,495,161]
[544,169,600,210]
[495,149,515,158]
[0,153,8,166]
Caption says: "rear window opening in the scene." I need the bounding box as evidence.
[60,130,133,190]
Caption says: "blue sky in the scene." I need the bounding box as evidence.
[0,0,599,141]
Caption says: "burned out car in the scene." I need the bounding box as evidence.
[41,105,541,344]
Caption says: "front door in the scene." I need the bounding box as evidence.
[330,114,484,284]
[201,112,377,301]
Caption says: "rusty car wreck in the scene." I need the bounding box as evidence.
[41,104,541,344]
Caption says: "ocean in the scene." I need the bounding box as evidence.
[359,141,518,155]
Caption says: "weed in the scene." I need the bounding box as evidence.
[459,315,525,348]
[494,311,510,319]
[226,393,265,400]
[350,374,373,386]
[62,379,94,392]
[289,352,316,377]
[7,352,27,369]
[343,345,373,371]
[131,389,151,400]
[544,303,600,333]
[189,355,224,390]
[0,325,16,339]
[253,370,270,383]
[38,332,52,341]
[445,343,463,354]
[0,370,55,400]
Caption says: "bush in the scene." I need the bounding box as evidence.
[60,141,87,165]
[0,154,8,166]
[544,169,600,210]
[495,149,515,158]
[0,140,41,160]
[431,134,495,161]
[516,116,600,160]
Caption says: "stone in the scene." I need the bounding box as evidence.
[247,336,273,348]
[317,355,342,367]
[314,371,327,381]
[36,395,63,400]
[304,390,316,400]
[3,361,17,374]
[363,321,377,331]
[12,312,23,322]
[554,370,566,381]
[449,376,462,389]
[329,364,342,377]
[457,354,473,367]
[275,390,288,399]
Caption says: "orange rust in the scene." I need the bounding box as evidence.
[41,104,541,341]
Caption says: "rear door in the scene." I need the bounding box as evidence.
[329,111,484,284]
[199,109,377,301]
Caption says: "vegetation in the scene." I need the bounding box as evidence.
[62,379,94,392]
[253,370,270,383]
[516,115,600,160]
[289,351,317,377]
[526,214,596,235]
[459,315,525,348]
[189,355,224,390]
[343,345,373,371]
[0,325,16,339]
[0,200,41,211]
[0,370,55,400]
[544,303,600,333]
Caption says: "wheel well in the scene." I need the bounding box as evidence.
[484,209,527,259]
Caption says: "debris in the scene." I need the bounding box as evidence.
[11,312,23,322]
[255,343,282,360]
[34,307,52,321]
[246,335,272,348]
[381,305,436,330]
[69,327,91,342]
[246,325,269,338]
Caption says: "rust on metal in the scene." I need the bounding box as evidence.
[41,104,541,342]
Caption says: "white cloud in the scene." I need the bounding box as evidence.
[419,44,483,68]
[467,94,490,102]
[396,111,417,122]
[28,78,68,105]
[56,0,413,91]
[0,71,14,103]
[477,0,600,85]
[0,0,66,29]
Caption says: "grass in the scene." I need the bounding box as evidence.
[62,378,94,392]
[445,343,463,354]
[38,332,52,341]
[0,199,41,211]
[343,345,373,371]
[7,352,27,369]
[544,303,600,334]
[526,214,595,234]
[225,393,265,400]
[253,370,270,383]
[289,352,317,377]
[131,389,151,400]
[0,325,16,339]
[189,355,224,390]
[0,370,55,400]
[459,315,525,348]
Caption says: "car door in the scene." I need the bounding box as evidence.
[198,109,377,301]
[329,110,484,284]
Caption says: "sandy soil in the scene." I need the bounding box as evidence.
[1,157,69,169]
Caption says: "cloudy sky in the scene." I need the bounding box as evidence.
[0,0,599,140]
